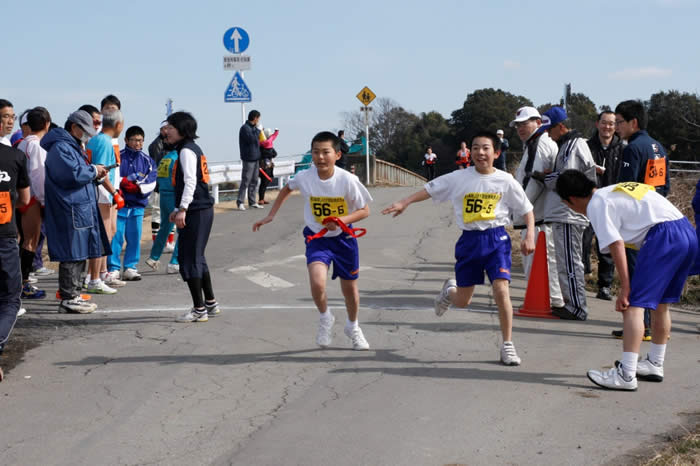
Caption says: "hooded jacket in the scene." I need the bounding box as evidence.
[587,131,624,187]
[119,146,157,208]
[514,131,558,227]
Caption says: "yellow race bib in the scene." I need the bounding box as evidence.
[310,196,348,224]
[157,158,173,178]
[613,182,653,200]
[462,192,501,223]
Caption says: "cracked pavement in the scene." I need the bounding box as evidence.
[1,187,699,466]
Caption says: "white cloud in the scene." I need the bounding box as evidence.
[503,60,520,70]
[608,67,672,80]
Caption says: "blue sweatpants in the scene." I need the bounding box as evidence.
[149,190,178,264]
[108,207,144,272]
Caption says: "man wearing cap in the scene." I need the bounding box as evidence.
[41,110,110,314]
[510,106,564,309]
[494,129,509,171]
[537,106,597,320]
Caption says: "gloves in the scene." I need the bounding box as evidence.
[113,191,125,209]
[120,178,140,194]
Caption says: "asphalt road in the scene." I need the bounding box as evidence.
[2,186,699,466]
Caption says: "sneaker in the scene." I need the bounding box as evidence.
[205,301,221,316]
[237,203,246,211]
[636,354,664,382]
[122,268,142,281]
[500,341,521,366]
[86,279,117,295]
[587,362,638,391]
[596,287,612,301]
[163,242,175,254]
[551,306,583,320]
[27,275,38,284]
[166,263,180,274]
[176,308,208,323]
[17,308,26,317]
[316,312,335,348]
[250,203,264,209]
[59,296,97,314]
[434,278,456,316]
[33,267,55,277]
[21,283,46,299]
[103,271,126,288]
[145,258,160,271]
[611,328,652,341]
[344,325,370,350]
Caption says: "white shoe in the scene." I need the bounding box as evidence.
[33,267,55,276]
[587,362,638,391]
[122,268,142,281]
[17,308,26,317]
[27,275,38,284]
[500,341,521,366]
[60,296,97,314]
[237,203,246,211]
[86,279,117,295]
[205,301,221,316]
[166,263,180,274]
[636,355,664,382]
[103,271,126,288]
[434,278,456,316]
[344,325,370,350]
[145,258,160,271]
[251,203,264,209]
[163,242,175,254]
[316,312,335,348]
[176,308,208,323]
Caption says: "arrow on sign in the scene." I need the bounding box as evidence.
[230,28,242,53]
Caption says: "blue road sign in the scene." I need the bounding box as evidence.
[224,71,252,103]
[223,27,250,54]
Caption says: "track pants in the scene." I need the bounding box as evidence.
[552,222,588,320]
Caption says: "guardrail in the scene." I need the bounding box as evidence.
[208,160,296,204]
[375,159,426,186]
[670,160,700,174]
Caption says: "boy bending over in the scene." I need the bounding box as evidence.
[253,131,372,350]
[383,131,535,365]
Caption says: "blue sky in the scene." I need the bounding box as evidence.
[4,0,698,162]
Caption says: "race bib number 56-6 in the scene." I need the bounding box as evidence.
[310,196,348,223]
[462,192,501,223]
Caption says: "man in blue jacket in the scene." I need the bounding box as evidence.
[237,110,263,211]
[42,110,110,314]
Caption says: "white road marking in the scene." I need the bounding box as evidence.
[226,255,303,289]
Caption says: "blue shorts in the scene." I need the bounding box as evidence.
[629,217,697,309]
[303,227,360,281]
[454,226,512,287]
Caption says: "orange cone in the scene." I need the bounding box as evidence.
[515,230,558,319]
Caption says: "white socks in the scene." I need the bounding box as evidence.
[620,352,638,379]
[648,343,666,366]
[319,309,333,322]
[345,318,358,330]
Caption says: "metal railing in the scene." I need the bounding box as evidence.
[208,160,296,204]
[375,159,426,186]
[670,160,700,174]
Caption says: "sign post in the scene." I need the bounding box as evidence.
[223,27,252,125]
[356,86,376,185]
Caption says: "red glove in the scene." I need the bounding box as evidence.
[113,191,125,209]
[120,178,140,194]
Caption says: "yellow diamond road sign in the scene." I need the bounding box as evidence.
[356,86,376,106]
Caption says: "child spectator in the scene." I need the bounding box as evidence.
[253,131,373,350]
[383,131,536,366]
[107,126,156,280]
[258,127,279,205]
[145,148,180,274]
[424,146,437,180]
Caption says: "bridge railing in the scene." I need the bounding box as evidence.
[208,160,296,204]
[375,159,426,186]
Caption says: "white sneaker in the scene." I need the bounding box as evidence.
[500,341,521,366]
[587,362,638,391]
[251,203,264,209]
[163,242,175,254]
[60,296,97,314]
[17,308,26,317]
[636,355,664,382]
[27,275,38,284]
[166,263,180,274]
[205,301,221,316]
[344,325,370,350]
[145,258,160,271]
[237,203,246,211]
[122,268,142,281]
[316,312,335,348]
[33,267,55,276]
[434,278,456,316]
[103,271,126,288]
[176,308,208,323]
[86,279,117,295]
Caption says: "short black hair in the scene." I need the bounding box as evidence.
[337,130,344,137]
[471,130,501,152]
[248,110,260,121]
[166,111,198,140]
[311,131,341,152]
[101,94,121,110]
[615,100,647,130]
[0,99,13,110]
[79,104,100,116]
[597,110,615,121]
[125,125,145,140]
[555,169,597,203]
[27,107,51,132]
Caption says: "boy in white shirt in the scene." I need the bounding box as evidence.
[253,131,373,350]
[555,170,697,390]
[383,131,536,365]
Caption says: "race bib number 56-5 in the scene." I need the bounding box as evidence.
[462,192,501,223]
[310,196,348,223]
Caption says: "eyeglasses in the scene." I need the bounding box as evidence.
[614,119,626,126]
[1,114,17,121]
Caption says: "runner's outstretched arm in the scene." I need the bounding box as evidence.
[253,185,293,231]
[381,189,431,217]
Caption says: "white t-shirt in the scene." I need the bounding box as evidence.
[587,183,683,253]
[424,153,437,164]
[287,166,373,237]
[0,136,10,146]
[425,166,533,231]
[16,135,47,205]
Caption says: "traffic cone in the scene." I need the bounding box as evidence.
[515,230,558,319]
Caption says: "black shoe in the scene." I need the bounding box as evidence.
[551,306,586,321]
[596,287,612,301]
[611,328,651,341]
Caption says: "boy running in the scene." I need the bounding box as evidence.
[555,170,697,390]
[253,131,372,350]
[383,131,535,365]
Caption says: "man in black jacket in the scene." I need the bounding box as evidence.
[337,130,349,169]
[238,110,262,210]
[584,111,624,301]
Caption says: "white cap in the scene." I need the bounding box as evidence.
[20,113,29,126]
[509,106,541,127]
[496,129,504,136]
